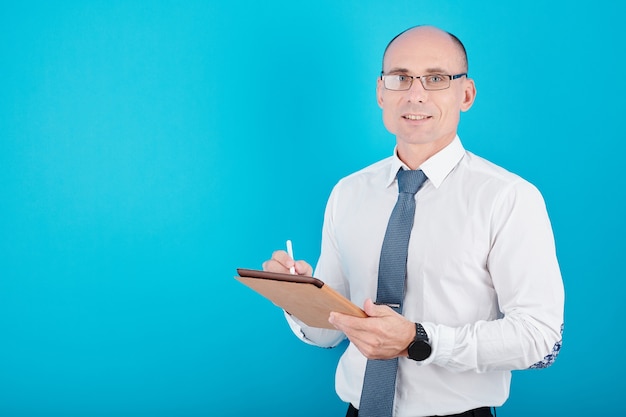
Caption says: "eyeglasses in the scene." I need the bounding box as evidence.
[380,72,467,91]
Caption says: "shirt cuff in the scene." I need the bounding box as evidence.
[284,311,346,347]
[421,322,455,366]
[284,311,320,346]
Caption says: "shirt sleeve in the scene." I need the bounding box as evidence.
[283,185,347,348]
[422,180,565,372]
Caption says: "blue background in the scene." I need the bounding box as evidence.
[1,1,624,416]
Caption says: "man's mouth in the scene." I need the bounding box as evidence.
[403,114,430,120]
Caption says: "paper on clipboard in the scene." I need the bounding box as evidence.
[235,268,367,329]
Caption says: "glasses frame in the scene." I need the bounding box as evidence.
[380,72,468,91]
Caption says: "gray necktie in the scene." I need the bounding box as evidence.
[359,169,427,417]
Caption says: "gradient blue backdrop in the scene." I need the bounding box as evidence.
[1,1,623,416]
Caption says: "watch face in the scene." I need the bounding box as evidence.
[408,340,432,361]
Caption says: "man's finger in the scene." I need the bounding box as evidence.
[329,311,369,332]
[363,299,397,318]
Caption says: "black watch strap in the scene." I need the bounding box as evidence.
[415,323,428,341]
[407,322,432,361]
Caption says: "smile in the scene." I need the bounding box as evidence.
[403,114,430,120]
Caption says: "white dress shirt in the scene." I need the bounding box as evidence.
[286,136,564,417]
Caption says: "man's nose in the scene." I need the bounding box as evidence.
[407,78,428,102]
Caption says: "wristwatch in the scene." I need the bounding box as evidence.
[407,323,432,361]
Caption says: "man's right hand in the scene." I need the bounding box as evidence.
[262,250,313,276]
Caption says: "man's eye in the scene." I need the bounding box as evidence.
[397,75,410,82]
[427,75,445,83]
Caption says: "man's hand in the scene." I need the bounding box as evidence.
[328,299,415,360]
[262,250,313,276]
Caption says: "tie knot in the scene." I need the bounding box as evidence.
[397,169,427,194]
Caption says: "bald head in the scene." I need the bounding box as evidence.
[382,26,468,74]
[375,24,477,165]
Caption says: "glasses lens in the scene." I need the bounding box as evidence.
[422,75,450,90]
[384,75,411,91]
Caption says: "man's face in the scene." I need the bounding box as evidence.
[377,27,476,151]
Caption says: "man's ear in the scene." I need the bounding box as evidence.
[376,77,384,108]
[460,78,477,112]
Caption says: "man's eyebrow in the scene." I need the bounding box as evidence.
[384,67,411,74]
[423,67,448,74]
[383,67,449,75]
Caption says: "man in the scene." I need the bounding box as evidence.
[263,25,564,417]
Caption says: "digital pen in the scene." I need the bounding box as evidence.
[286,239,296,275]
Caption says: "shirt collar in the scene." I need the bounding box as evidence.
[386,135,466,189]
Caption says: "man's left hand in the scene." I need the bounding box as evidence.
[328,299,415,360]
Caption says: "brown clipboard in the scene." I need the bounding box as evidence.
[235,268,367,329]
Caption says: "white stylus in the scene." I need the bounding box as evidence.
[286,239,296,275]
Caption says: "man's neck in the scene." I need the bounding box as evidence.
[396,136,456,170]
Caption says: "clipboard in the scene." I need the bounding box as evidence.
[235,268,367,329]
